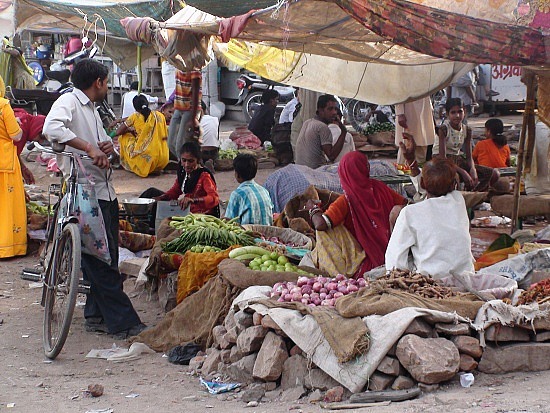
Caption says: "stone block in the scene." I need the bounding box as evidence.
[189,355,205,371]
[459,354,478,372]
[485,325,531,342]
[323,386,344,403]
[304,368,340,391]
[119,257,147,277]
[533,331,550,342]
[281,385,306,402]
[226,353,257,383]
[224,329,238,344]
[253,332,289,381]
[236,325,268,355]
[229,345,243,363]
[367,372,394,391]
[253,312,263,326]
[451,336,482,358]
[234,310,254,334]
[212,325,227,349]
[435,323,471,336]
[224,308,236,332]
[308,389,323,403]
[202,349,222,375]
[241,387,265,403]
[281,354,308,390]
[478,343,550,374]
[261,314,281,330]
[376,356,403,376]
[289,345,302,356]
[396,335,459,384]
[220,349,232,364]
[403,319,434,338]
[391,375,416,390]
[418,383,439,392]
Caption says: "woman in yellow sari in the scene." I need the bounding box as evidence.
[116,94,169,178]
[0,75,26,258]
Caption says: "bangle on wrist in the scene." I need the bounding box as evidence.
[407,160,418,168]
[309,207,321,218]
[321,214,332,229]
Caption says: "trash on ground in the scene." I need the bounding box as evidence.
[85,409,113,413]
[125,393,140,398]
[28,282,43,289]
[460,373,475,388]
[200,377,241,394]
[86,344,126,359]
[106,342,155,362]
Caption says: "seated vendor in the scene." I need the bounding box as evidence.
[307,151,407,277]
[248,90,278,143]
[385,158,475,278]
[225,153,274,225]
[141,141,220,217]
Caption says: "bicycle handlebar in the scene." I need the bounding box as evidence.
[28,141,94,162]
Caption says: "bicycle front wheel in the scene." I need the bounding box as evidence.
[43,223,81,359]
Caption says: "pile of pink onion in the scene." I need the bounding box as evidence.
[270,274,368,307]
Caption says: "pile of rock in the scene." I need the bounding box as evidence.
[189,308,550,404]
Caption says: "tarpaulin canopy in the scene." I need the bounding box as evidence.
[184,0,276,17]
[2,0,180,69]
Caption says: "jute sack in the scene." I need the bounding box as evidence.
[367,131,395,146]
[242,224,313,250]
[132,259,302,352]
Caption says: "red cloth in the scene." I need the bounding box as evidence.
[13,109,45,155]
[218,11,255,42]
[338,151,400,275]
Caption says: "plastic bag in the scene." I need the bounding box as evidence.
[220,138,238,151]
[199,377,240,394]
[167,343,201,365]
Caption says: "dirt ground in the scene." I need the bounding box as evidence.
[2,115,550,413]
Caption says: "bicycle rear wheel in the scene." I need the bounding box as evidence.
[43,223,81,359]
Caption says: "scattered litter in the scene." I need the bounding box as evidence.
[162,354,168,358]
[477,202,491,211]
[246,401,259,407]
[106,342,155,362]
[200,377,240,395]
[471,216,511,227]
[28,282,43,289]
[125,393,140,398]
[85,409,113,413]
[205,406,214,409]
[43,360,53,364]
[70,393,79,400]
[86,344,126,359]
[6,403,15,408]
[460,373,475,388]
[21,335,29,338]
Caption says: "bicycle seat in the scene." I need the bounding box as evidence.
[46,69,71,83]
[11,88,61,101]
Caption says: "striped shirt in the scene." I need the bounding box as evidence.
[174,70,202,112]
[225,180,274,225]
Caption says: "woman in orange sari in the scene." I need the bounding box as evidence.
[0,76,26,258]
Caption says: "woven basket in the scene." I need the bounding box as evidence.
[214,158,234,171]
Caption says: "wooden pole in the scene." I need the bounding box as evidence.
[136,42,143,93]
[511,71,536,233]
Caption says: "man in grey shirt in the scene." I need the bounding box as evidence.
[295,94,347,169]
[43,59,145,339]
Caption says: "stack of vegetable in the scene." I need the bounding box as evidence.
[517,279,550,305]
[189,245,222,253]
[229,247,309,274]
[356,122,395,136]
[218,149,239,160]
[27,201,53,216]
[164,214,255,253]
[374,270,460,299]
[270,274,368,306]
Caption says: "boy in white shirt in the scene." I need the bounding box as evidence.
[385,157,474,279]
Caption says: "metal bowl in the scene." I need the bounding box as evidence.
[122,198,156,216]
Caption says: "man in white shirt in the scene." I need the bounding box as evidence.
[385,157,474,279]
[279,95,299,124]
[43,59,145,339]
[121,81,159,118]
[327,109,355,163]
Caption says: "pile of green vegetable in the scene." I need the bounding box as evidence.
[164,214,255,253]
[189,245,222,253]
[356,121,395,136]
[218,149,239,160]
[27,201,53,216]
[229,246,310,274]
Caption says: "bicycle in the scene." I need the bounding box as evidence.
[22,141,91,359]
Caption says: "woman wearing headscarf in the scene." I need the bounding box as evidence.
[308,151,407,277]
[0,75,26,258]
[115,94,169,177]
[141,141,220,217]
[13,108,46,184]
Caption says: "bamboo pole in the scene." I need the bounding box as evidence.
[136,42,143,93]
[511,71,536,233]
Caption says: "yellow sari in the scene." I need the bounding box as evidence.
[119,111,169,178]
[0,97,26,258]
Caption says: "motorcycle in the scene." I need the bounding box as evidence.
[7,45,115,128]
[236,73,295,122]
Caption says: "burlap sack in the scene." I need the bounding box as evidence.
[242,224,313,250]
[145,218,182,278]
[491,194,550,218]
[367,131,395,146]
[119,231,156,252]
[133,259,302,352]
[335,286,483,320]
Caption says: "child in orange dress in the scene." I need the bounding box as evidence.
[473,118,511,168]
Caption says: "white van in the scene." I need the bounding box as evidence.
[478,64,526,113]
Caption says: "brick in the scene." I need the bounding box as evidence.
[403,319,433,338]
[485,325,531,342]
[435,323,471,336]
[367,372,394,391]
[478,343,550,374]
[451,336,482,358]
